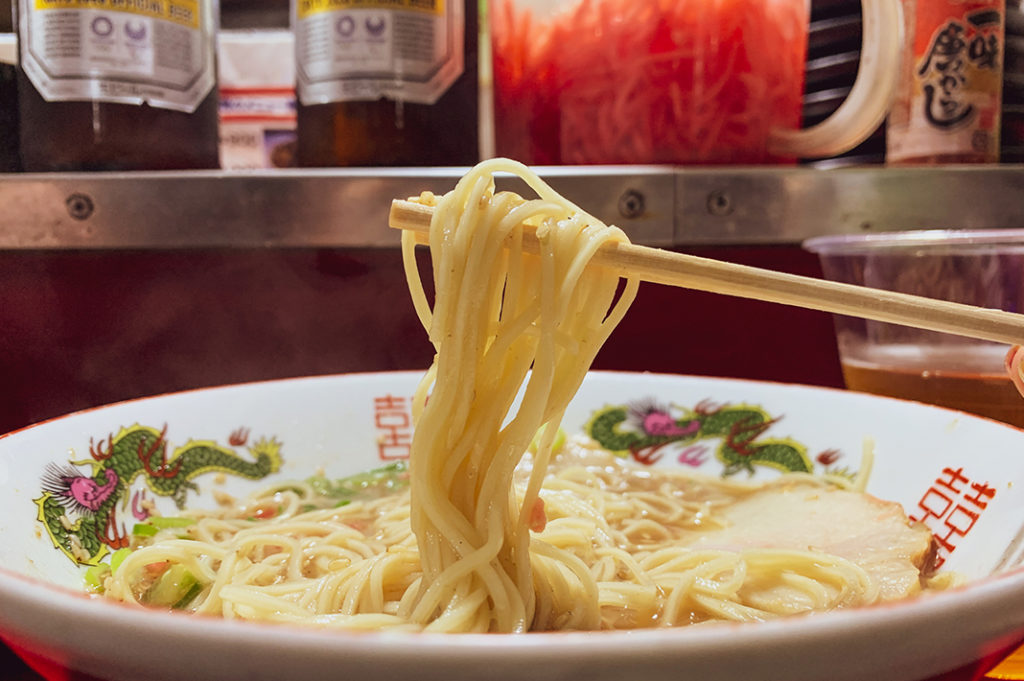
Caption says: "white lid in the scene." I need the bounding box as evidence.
[217,30,294,88]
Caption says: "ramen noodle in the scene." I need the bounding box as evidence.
[99,160,940,631]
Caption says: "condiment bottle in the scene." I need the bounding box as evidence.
[292,0,479,167]
[15,0,220,171]
[887,0,1005,164]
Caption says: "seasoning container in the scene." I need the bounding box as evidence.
[218,30,297,169]
[15,0,220,171]
[887,0,1005,164]
[491,0,902,166]
[292,0,479,167]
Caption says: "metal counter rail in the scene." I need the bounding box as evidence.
[0,165,1022,249]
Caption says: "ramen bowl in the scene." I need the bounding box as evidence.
[2,371,1024,681]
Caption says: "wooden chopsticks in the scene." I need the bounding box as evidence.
[389,199,1024,346]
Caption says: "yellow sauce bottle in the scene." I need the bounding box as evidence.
[293,0,479,167]
[16,0,220,171]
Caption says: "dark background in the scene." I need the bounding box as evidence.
[0,246,845,437]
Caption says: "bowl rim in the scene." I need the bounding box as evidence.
[2,554,1024,653]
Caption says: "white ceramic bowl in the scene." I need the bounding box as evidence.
[2,371,1024,681]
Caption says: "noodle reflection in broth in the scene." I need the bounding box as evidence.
[101,160,938,631]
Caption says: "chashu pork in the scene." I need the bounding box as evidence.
[686,480,936,602]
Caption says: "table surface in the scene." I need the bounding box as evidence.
[1,642,41,680]
[3,636,1022,681]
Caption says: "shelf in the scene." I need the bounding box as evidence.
[0,165,1022,249]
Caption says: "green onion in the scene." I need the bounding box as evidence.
[145,564,203,609]
[110,547,132,573]
[307,462,409,502]
[172,579,204,609]
[134,516,196,536]
[529,425,567,455]
[148,516,196,529]
[83,564,110,593]
[132,523,158,537]
[86,547,133,592]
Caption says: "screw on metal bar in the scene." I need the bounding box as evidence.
[618,189,645,219]
[706,190,734,216]
[66,193,95,220]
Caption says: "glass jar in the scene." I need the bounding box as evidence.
[492,0,901,165]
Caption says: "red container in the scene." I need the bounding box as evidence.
[491,0,902,165]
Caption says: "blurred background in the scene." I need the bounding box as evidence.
[1,0,1021,436]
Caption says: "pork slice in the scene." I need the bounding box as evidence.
[687,481,935,602]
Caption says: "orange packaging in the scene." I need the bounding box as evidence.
[887,0,1004,164]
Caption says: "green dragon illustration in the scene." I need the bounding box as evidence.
[35,424,282,566]
[586,398,814,476]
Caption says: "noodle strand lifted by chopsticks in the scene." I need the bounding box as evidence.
[399,158,639,631]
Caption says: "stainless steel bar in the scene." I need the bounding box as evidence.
[0,165,1021,249]
[674,165,1024,244]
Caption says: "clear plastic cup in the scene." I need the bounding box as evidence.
[804,230,1024,428]
[490,0,903,165]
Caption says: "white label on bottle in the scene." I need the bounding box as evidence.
[293,0,464,106]
[18,0,216,113]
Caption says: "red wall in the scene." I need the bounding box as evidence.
[0,245,844,435]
